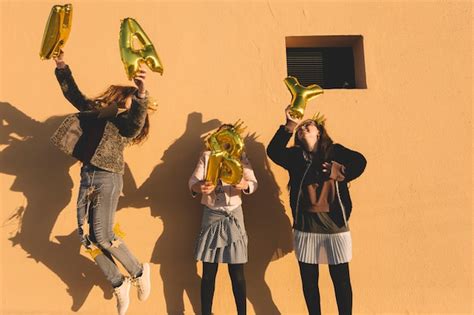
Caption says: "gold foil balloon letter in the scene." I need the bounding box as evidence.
[284,76,324,119]
[85,223,125,260]
[119,18,164,80]
[205,121,246,186]
[39,4,73,60]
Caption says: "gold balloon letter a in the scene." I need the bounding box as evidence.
[39,4,73,60]
[205,122,245,186]
[284,76,324,119]
[119,18,164,80]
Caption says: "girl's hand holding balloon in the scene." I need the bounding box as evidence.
[192,180,216,195]
[285,105,301,133]
[233,178,249,191]
[133,65,147,98]
[53,50,66,69]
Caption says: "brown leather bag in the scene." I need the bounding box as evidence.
[305,161,346,213]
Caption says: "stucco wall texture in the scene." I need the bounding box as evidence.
[0,1,472,314]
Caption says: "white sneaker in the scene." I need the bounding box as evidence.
[133,263,151,301]
[113,277,131,315]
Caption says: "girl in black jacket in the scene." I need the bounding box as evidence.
[267,106,366,315]
[52,51,151,315]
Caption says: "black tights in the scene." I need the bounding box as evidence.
[201,262,246,315]
[298,262,352,315]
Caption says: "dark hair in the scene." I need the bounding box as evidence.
[93,85,150,145]
[131,115,149,145]
[294,120,334,161]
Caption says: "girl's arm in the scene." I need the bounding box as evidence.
[266,106,300,169]
[53,51,91,111]
[266,125,294,169]
[114,67,149,138]
[189,152,206,193]
[240,153,258,194]
[114,93,149,138]
[188,151,216,196]
[332,144,367,182]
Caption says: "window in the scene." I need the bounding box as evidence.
[286,35,367,89]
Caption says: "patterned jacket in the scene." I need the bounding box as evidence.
[50,66,148,174]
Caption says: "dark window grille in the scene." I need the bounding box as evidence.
[287,47,356,89]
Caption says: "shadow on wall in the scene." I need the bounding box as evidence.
[0,101,112,311]
[120,112,293,315]
[120,112,221,315]
[243,133,293,315]
[0,104,294,314]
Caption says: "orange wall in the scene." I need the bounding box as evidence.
[0,1,472,314]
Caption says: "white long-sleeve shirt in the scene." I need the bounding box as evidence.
[188,151,258,211]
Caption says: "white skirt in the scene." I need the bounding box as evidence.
[293,230,352,265]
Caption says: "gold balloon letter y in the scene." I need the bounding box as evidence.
[284,76,324,119]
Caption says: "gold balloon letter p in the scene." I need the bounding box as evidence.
[119,18,164,80]
[284,76,324,119]
[39,4,73,60]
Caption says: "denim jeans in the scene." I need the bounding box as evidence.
[77,164,142,287]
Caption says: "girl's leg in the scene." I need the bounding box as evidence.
[228,263,247,315]
[79,168,139,314]
[93,250,123,287]
[298,261,321,315]
[201,262,218,315]
[89,172,142,281]
[78,169,123,287]
[328,263,352,315]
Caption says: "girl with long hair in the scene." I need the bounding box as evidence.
[267,106,366,315]
[51,51,152,315]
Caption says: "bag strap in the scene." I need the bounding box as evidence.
[335,181,348,227]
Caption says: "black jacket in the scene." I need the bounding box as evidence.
[267,125,367,232]
[50,66,149,174]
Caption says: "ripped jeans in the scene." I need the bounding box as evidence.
[77,164,142,287]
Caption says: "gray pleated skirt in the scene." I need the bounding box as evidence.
[195,206,248,264]
[293,230,352,265]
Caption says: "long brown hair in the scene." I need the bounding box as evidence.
[294,120,334,161]
[93,85,149,145]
